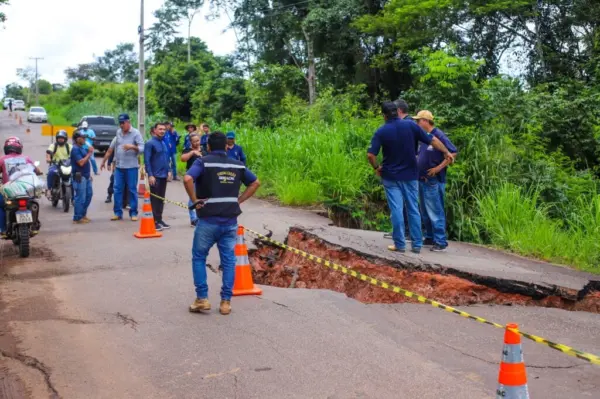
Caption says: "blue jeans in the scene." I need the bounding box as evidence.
[73,177,93,221]
[419,179,447,247]
[169,152,177,177]
[114,168,139,217]
[192,220,237,300]
[0,196,6,232]
[382,179,423,250]
[47,165,58,189]
[188,199,198,224]
[90,157,98,174]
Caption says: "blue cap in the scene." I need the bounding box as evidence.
[118,113,130,123]
[226,131,236,139]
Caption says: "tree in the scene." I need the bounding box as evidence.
[0,0,8,25]
[37,79,52,95]
[4,83,25,100]
[146,5,180,54]
[95,43,138,82]
[169,0,205,63]
[65,63,97,82]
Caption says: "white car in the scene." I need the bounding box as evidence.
[27,106,48,123]
[13,100,26,111]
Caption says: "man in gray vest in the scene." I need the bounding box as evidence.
[184,132,260,316]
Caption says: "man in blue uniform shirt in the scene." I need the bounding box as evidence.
[71,132,94,224]
[184,132,260,316]
[225,131,246,165]
[144,122,172,231]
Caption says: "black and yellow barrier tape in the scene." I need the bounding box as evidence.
[148,191,600,366]
[244,227,600,366]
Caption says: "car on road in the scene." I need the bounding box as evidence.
[27,106,48,123]
[73,115,119,153]
[12,100,26,111]
[3,98,15,110]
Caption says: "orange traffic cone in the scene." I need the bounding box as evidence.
[18,116,22,125]
[496,323,529,399]
[133,191,162,239]
[138,168,146,195]
[233,225,263,296]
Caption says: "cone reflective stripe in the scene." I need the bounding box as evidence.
[497,323,529,399]
[233,225,262,296]
[133,191,162,239]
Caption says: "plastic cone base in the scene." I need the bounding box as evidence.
[233,286,263,296]
[134,231,162,239]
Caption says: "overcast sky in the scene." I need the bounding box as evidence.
[0,0,237,91]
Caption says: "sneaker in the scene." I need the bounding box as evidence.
[73,220,86,224]
[387,245,406,253]
[159,221,171,229]
[431,244,447,252]
[189,298,211,313]
[0,232,7,239]
[411,247,421,254]
[131,216,139,222]
[105,196,112,203]
[190,221,197,227]
[82,216,91,223]
[154,223,164,231]
[219,300,231,315]
[111,215,122,221]
[424,238,435,246]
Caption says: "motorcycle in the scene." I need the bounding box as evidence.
[49,159,72,212]
[1,161,43,258]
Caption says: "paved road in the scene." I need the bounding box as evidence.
[0,112,598,399]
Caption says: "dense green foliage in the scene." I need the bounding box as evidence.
[7,0,600,271]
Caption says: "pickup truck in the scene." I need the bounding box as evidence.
[73,116,119,153]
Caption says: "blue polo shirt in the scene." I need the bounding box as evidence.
[186,150,257,225]
[368,117,432,181]
[144,136,170,179]
[226,144,246,165]
[71,145,91,179]
[417,127,457,183]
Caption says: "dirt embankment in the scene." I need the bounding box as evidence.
[250,228,600,313]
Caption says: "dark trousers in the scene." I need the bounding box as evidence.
[108,172,128,204]
[150,177,167,223]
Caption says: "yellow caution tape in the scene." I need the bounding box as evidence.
[148,191,189,209]
[245,227,600,366]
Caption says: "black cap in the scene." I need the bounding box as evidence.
[381,101,398,117]
[394,99,409,113]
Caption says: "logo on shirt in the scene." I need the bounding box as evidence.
[217,171,236,184]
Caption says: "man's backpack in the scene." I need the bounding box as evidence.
[52,143,71,158]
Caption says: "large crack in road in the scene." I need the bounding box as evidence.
[250,227,600,313]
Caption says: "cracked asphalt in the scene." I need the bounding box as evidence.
[0,111,599,399]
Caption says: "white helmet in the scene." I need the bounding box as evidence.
[81,121,89,129]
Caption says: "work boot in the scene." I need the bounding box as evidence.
[82,216,91,223]
[387,245,406,253]
[219,300,231,315]
[73,220,86,225]
[111,215,122,221]
[189,298,211,313]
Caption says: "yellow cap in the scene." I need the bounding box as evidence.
[412,110,434,122]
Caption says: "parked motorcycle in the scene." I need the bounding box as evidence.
[1,161,43,258]
[49,159,72,212]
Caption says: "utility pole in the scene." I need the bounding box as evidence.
[29,57,43,105]
[138,0,145,134]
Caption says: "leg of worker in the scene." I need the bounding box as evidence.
[149,179,163,223]
[192,220,218,299]
[126,168,139,217]
[421,179,448,247]
[402,180,423,250]
[382,179,406,250]
[113,168,124,218]
[47,165,57,189]
[217,224,238,301]
[156,177,167,223]
[90,157,98,175]
[83,178,93,219]
[73,177,87,222]
[419,182,433,242]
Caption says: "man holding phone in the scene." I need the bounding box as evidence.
[71,132,94,224]
[184,132,260,316]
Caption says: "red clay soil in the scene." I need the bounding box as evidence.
[250,230,600,313]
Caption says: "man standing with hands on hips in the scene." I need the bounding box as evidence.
[184,132,260,316]
[101,113,145,221]
[144,122,172,231]
[71,132,94,224]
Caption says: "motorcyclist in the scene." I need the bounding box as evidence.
[46,130,72,198]
[0,137,42,237]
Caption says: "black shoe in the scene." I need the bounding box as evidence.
[159,221,171,229]
[411,247,421,254]
[105,196,112,203]
[154,223,164,231]
[191,220,198,227]
[424,238,434,246]
[430,244,447,252]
